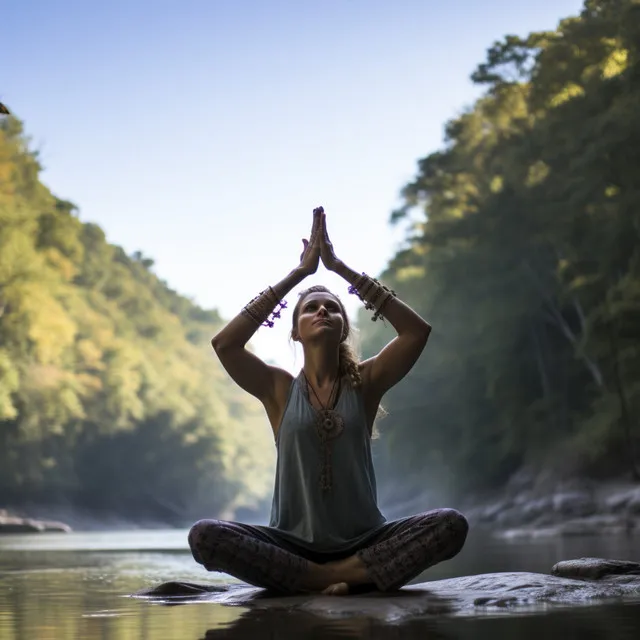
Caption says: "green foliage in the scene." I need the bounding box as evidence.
[0,118,274,522]
[364,0,640,501]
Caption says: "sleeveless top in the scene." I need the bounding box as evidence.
[265,373,387,552]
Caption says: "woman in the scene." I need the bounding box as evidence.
[188,207,468,595]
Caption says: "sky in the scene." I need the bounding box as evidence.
[2,0,585,372]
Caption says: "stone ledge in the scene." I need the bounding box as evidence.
[465,483,640,538]
[133,557,640,620]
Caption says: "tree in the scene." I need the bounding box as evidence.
[362,0,640,506]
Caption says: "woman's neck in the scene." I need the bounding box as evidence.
[301,344,340,388]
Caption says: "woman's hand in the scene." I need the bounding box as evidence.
[298,208,322,276]
[318,208,342,272]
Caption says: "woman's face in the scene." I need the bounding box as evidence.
[295,292,346,344]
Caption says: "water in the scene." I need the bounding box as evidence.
[1,528,640,639]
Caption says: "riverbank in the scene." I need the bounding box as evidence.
[463,477,640,539]
[0,509,71,533]
[4,477,640,538]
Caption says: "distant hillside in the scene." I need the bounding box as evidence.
[0,116,275,524]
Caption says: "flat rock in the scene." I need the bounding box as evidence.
[552,557,640,580]
[133,559,640,621]
[0,513,71,534]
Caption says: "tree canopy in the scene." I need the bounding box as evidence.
[361,0,640,505]
[0,116,275,524]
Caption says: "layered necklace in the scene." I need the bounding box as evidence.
[301,371,345,491]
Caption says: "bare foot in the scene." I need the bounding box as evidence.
[321,581,350,596]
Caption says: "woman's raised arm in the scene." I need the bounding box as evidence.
[317,209,431,401]
[211,208,323,406]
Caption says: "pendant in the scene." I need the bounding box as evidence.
[316,409,344,441]
[315,410,344,492]
[320,444,333,492]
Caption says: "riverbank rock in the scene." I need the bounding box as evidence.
[466,481,640,538]
[134,557,640,620]
[0,509,71,534]
[496,514,639,540]
[605,486,640,514]
[552,557,640,580]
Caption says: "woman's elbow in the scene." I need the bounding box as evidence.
[418,320,432,343]
[414,322,431,352]
[210,333,225,353]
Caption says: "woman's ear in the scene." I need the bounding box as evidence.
[291,329,300,342]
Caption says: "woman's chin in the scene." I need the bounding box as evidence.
[308,326,340,341]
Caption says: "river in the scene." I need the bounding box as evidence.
[1,528,640,639]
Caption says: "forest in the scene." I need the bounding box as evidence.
[1,0,639,523]
[360,0,640,508]
[0,118,275,524]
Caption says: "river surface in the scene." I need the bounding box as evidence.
[1,528,640,639]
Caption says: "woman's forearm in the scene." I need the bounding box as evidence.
[211,267,308,351]
[333,261,431,338]
[333,261,361,288]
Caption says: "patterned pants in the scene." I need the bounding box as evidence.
[188,508,468,593]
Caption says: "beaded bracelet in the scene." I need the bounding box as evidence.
[242,286,288,328]
[348,273,396,322]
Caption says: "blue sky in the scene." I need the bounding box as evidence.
[2,0,584,371]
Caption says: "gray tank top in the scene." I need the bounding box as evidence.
[267,373,387,552]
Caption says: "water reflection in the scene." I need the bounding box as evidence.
[199,608,453,640]
[140,583,459,638]
[195,603,640,640]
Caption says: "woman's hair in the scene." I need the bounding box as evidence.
[291,285,361,388]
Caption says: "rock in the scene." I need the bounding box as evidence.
[494,507,519,527]
[0,519,42,533]
[519,497,553,523]
[0,511,72,534]
[463,481,640,537]
[476,501,509,524]
[552,492,596,517]
[552,557,640,580]
[627,489,640,515]
[605,489,635,512]
[33,519,72,533]
[496,514,638,540]
[529,511,559,527]
[133,561,640,620]
[137,582,230,597]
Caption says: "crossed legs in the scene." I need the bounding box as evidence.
[188,508,469,595]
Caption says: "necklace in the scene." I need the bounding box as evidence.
[301,371,345,490]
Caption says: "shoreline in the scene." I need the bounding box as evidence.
[462,478,640,539]
[0,509,72,534]
[3,478,640,538]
